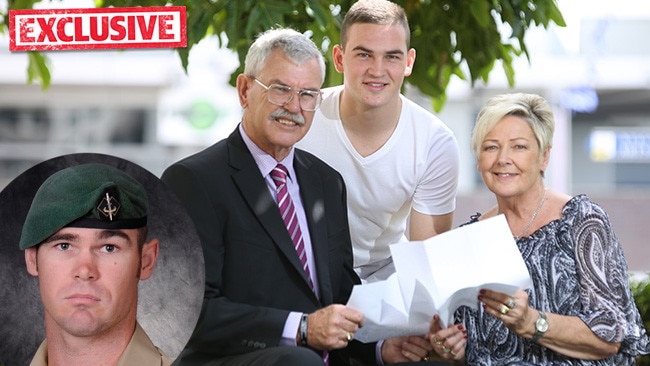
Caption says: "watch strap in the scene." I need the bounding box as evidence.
[299,313,309,346]
[532,310,547,342]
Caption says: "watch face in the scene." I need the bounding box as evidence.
[536,317,549,332]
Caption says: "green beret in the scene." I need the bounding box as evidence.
[19,163,148,250]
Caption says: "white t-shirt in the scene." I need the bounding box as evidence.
[297,86,459,281]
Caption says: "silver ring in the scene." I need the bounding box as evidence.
[346,332,352,342]
[507,297,517,309]
[443,346,451,353]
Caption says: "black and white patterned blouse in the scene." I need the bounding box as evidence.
[456,194,650,365]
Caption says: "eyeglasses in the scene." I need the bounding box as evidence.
[252,78,322,112]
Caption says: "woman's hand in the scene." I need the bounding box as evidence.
[426,314,467,361]
[381,335,434,363]
[478,288,536,338]
[478,288,621,359]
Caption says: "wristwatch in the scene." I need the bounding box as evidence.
[532,310,548,342]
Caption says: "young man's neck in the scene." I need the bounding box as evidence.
[339,90,402,157]
[340,91,402,129]
[44,319,135,366]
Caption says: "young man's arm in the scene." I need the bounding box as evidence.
[408,209,454,241]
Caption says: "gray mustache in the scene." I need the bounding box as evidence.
[270,109,305,126]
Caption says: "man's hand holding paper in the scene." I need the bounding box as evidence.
[346,215,532,343]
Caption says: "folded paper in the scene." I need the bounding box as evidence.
[346,214,533,342]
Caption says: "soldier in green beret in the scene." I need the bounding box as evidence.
[21,163,172,366]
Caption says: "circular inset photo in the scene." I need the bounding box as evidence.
[0,153,204,366]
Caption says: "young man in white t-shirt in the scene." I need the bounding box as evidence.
[297,0,460,283]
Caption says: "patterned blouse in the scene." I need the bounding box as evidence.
[456,195,649,365]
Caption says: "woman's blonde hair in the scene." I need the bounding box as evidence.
[471,93,555,158]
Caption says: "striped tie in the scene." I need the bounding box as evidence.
[271,164,313,288]
[271,165,328,365]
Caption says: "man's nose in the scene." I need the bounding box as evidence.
[285,93,302,113]
[368,57,385,76]
[74,249,98,280]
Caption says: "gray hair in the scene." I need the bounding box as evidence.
[471,93,555,158]
[244,28,326,83]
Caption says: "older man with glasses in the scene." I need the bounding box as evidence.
[251,77,323,112]
[163,27,433,366]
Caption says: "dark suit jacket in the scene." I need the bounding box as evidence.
[161,127,376,365]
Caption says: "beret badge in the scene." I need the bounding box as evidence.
[19,163,148,250]
[97,188,121,221]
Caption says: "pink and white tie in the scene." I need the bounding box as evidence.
[271,164,313,288]
[271,165,329,365]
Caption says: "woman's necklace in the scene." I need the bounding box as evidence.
[513,187,547,240]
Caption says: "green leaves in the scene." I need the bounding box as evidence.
[8,0,39,11]
[469,0,491,28]
[630,276,650,365]
[402,0,565,111]
[4,0,566,110]
[27,52,51,90]
[210,0,346,86]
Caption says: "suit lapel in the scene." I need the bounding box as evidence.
[294,152,333,305]
[227,130,319,300]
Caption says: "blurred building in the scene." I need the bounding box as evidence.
[433,0,650,272]
[0,0,648,270]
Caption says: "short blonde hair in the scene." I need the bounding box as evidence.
[471,93,554,158]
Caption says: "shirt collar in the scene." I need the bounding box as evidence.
[239,123,296,181]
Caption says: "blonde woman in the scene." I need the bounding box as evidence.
[428,93,649,365]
